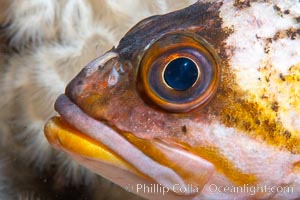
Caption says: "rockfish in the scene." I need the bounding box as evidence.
[44,1,300,199]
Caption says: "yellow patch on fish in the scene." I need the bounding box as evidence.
[122,133,203,185]
[45,117,140,174]
[219,63,300,153]
[183,144,258,185]
[124,130,257,186]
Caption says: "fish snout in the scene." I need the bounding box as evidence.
[65,51,119,103]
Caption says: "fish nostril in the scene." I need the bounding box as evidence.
[65,51,120,102]
[83,51,119,77]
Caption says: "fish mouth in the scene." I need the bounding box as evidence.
[44,94,214,199]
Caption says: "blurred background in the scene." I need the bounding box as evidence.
[0,1,195,199]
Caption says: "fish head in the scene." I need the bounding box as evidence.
[45,1,300,199]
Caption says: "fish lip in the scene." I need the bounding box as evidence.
[52,94,215,196]
[53,94,186,186]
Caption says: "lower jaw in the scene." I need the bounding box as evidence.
[44,94,215,197]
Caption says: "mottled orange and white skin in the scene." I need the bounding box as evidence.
[1,0,300,200]
[44,0,300,200]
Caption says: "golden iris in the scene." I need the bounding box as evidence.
[137,33,221,113]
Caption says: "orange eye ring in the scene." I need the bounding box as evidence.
[137,33,221,113]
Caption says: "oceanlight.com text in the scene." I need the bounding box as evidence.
[124,183,294,196]
[207,184,294,196]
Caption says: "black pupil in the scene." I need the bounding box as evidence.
[163,57,198,91]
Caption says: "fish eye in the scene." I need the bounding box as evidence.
[137,33,221,113]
